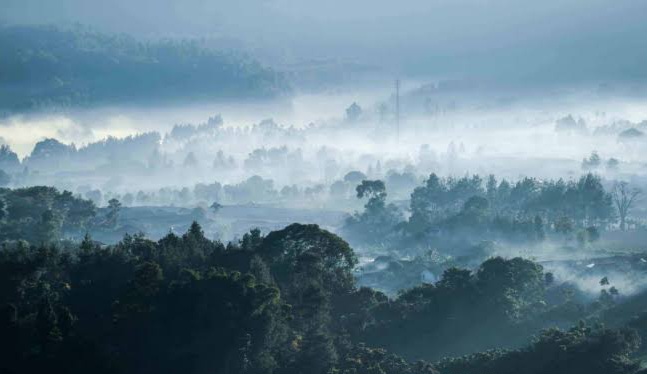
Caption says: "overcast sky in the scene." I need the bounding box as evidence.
[2,0,647,83]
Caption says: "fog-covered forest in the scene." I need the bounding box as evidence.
[0,25,289,113]
[3,1,647,373]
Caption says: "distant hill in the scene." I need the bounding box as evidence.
[0,25,291,113]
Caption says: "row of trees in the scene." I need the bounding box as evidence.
[345,172,642,247]
[409,173,617,231]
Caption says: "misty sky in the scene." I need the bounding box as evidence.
[2,0,647,83]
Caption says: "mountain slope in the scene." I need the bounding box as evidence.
[0,25,290,113]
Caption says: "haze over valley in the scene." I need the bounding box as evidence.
[3,2,647,374]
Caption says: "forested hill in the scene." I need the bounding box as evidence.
[0,25,291,113]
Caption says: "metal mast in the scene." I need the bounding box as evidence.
[395,79,400,144]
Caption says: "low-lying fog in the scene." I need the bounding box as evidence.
[4,82,647,180]
[3,80,647,299]
[0,84,393,157]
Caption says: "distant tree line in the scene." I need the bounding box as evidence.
[344,172,630,248]
[0,25,290,114]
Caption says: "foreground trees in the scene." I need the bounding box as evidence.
[438,324,641,374]
[0,222,360,374]
[352,257,548,361]
[1,222,645,374]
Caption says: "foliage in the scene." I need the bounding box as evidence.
[437,324,640,374]
[344,180,403,244]
[355,257,548,360]
[404,173,614,244]
[0,186,96,243]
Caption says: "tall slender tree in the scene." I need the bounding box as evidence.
[612,182,641,231]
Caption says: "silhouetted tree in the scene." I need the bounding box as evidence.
[612,182,641,231]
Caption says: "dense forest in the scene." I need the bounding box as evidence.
[0,25,290,113]
[2,186,647,374]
